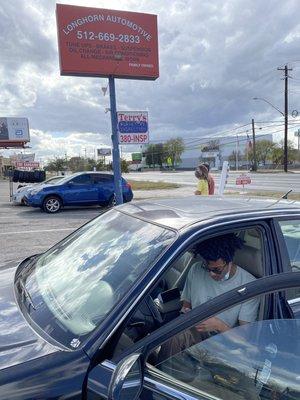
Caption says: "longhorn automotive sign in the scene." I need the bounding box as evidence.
[117,111,149,144]
[56,4,159,80]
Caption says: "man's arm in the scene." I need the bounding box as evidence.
[196,317,231,333]
[181,300,191,313]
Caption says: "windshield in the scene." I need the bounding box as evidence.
[45,176,64,184]
[17,209,175,349]
[56,173,81,185]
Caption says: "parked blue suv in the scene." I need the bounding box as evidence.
[24,172,133,213]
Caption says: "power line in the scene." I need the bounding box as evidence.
[145,128,287,159]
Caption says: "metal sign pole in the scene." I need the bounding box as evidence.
[108,76,123,205]
[9,175,13,202]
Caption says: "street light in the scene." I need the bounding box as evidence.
[253,97,288,172]
[253,97,284,116]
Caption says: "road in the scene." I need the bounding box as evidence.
[124,171,300,194]
[0,180,101,267]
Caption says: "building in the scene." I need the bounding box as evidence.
[0,156,13,177]
[179,134,273,170]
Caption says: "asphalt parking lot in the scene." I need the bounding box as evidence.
[0,180,102,268]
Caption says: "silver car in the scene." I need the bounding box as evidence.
[12,175,64,205]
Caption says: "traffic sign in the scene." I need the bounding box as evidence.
[236,174,251,185]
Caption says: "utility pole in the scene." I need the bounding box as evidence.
[277,65,292,172]
[251,118,257,171]
[235,134,239,171]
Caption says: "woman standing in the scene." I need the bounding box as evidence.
[194,164,209,195]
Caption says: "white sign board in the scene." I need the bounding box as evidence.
[117,111,149,144]
[0,118,30,142]
[10,153,35,162]
[97,148,111,156]
[218,161,229,195]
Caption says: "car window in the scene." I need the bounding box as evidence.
[146,289,299,400]
[18,209,176,349]
[278,219,300,272]
[93,174,113,183]
[278,219,300,303]
[70,174,92,185]
[117,227,266,353]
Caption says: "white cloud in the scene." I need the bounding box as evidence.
[1,0,300,161]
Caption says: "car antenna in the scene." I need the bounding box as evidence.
[266,189,293,208]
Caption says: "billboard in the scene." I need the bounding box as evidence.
[117,111,149,144]
[97,148,111,156]
[10,153,35,162]
[0,118,30,143]
[56,4,159,80]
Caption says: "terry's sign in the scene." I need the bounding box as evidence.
[56,4,159,80]
[117,111,149,144]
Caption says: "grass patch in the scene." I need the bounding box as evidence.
[128,180,181,190]
[225,190,300,201]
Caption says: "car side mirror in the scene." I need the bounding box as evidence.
[108,353,143,400]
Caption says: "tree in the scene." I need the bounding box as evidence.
[96,160,106,171]
[271,140,297,166]
[107,159,129,173]
[144,143,165,167]
[228,150,242,170]
[163,137,185,168]
[45,157,67,174]
[67,157,86,172]
[246,140,275,167]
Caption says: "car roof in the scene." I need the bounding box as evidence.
[118,196,300,230]
[74,171,113,175]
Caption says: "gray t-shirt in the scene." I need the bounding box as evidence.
[181,262,259,327]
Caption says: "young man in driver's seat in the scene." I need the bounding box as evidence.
[159,233,260,361]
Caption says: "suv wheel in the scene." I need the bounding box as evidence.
[43,196,62,213]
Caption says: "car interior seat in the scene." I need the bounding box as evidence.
[234,229,264,278]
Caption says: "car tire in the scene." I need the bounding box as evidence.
[43,196,62,213]
[107,194,117,208]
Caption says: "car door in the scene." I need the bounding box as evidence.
[274,217,300,317]
[86,272,300,400]
[62,174,98,205]
[92,174,114,204]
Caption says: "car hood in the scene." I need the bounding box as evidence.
[0,265,58,370]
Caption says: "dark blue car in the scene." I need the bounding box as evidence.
[24,171,133,213]
[1,197,300,399]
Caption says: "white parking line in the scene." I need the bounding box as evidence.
[0,228,75,236]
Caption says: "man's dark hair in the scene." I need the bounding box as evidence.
[194,233,244,263]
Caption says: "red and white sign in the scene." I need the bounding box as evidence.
[56,4,159,80]
[118,111,149,144]
[236,174,251,185]
[14,161,40,169]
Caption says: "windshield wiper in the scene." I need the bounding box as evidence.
[19,279,36,310]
